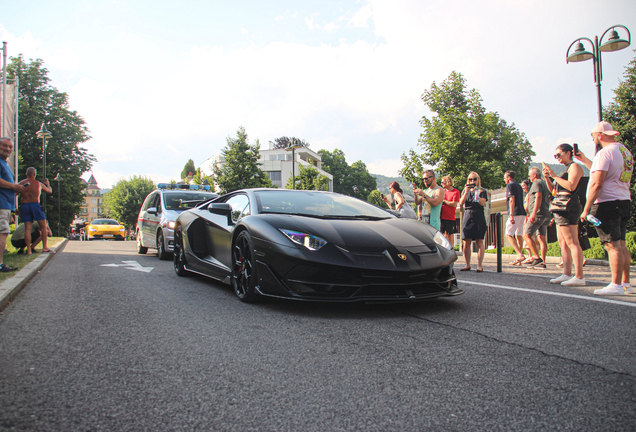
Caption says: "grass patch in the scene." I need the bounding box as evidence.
[0,236,64,283]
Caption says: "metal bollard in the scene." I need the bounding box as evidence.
[496,212,502,273]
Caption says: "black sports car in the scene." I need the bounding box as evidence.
[173,189,462,303]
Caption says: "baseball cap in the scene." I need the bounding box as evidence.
[591,121,620,136]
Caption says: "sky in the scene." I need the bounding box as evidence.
[1,0,636,189]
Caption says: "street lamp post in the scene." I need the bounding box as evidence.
[54,173,62,237]
[566,25,631,122]
[285,144,303,190]
[36,123,52,211]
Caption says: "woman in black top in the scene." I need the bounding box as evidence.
[458,171,488,272]
[542,143,585,286]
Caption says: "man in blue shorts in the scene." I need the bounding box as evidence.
[18,167,53,254]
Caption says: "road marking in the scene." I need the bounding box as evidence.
[461,280,636,308]
[100,260,154,273]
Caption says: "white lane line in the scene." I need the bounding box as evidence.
[461,280,636,308]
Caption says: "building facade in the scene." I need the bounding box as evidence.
[79,174,102,222]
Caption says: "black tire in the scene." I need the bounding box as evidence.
[173,227,190,277]
[137,231,148,254]
[157,230,170,260]
[232,231,259,303]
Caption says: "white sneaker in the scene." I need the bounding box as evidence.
[593,284,625,296]
[561,276,586,287]
[623,284,634,294]
[550,274,571,284]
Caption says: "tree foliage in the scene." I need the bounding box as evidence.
[401,71,535,190]
[285,164,330,190]
[367,190,389,209]
[604,50,636,230]
[181,159,196,180]
[318,149,377,200]
[7,55,96,232]
[101,175,155,229]
[269,136,310,150]
[192,167,213,186]
[213,127,274,194]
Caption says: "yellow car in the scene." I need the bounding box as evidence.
[87,218,126,241]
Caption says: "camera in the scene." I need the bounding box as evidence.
[466,183,476,189]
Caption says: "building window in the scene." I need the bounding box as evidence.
[91,208,97,213]
[267,171,282,181]
[91,198,96,204]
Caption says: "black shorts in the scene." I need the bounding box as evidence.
[591,200,630,243]
[10,229,40,249]
[440,218,457,235]
[554,199,582,226]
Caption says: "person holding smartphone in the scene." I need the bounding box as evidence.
[458,172,488,272]
[413,170,444,230]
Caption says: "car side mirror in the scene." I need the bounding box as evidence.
[147,207,158,215]
[208,203,234,225]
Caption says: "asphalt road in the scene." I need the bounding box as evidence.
[0,241,635,431]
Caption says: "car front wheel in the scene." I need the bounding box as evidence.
[173,227,190,277]
[137,231,148,254]
[157,230,170,260]
[232,231,259,303]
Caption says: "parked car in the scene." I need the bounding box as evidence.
[87,218,126,241]
[173,188,462,303]
[136,184,218,260]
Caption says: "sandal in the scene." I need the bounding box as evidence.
[509,258,524,266]
[459,266,471,271]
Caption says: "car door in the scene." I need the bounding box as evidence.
[143,192,161,247]
[204,193,250,272]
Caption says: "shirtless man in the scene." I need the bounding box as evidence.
[18,167,53,254]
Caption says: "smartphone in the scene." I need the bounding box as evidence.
[412,183,417,190]
[466,183,476,189]
[381,193,385,199]
[23,182,30,187]
[573,143,579,155]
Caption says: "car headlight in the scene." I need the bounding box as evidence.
[279,229,327,251]
[89,227,97,232]
[167,221,176,229]
[433,231,453,250]
[119,227,126,232]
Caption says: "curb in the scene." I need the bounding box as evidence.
[0,238,67,312]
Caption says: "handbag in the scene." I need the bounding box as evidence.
[549,193,572,213]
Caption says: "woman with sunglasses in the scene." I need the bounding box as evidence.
[542,144,586,286]
[458,172,488,272]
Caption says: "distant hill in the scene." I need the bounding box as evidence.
[372,174,416,196]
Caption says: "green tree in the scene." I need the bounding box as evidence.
[318,149,377,200]
[401,71,535,190]
[7,55,96,232]
[269,136,310,150]
[101,175,155,229]
[181,159,196,180]
[192,167,213,186]
[285,164,330,190]
[604,50,636,230]
[213,127,274,194]
[367,190,389,209]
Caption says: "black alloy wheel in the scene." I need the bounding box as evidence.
[136,231,148,254]
[157,230,170,260]
[232,231,258,303]
[173,227,190,277]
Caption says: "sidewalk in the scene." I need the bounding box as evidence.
[0,238,67,312]
[456,251,628,285]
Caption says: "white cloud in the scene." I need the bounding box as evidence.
[348,3,374,28]
[241,28,249,35]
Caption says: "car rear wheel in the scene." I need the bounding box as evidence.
[137,231,147,254]
[157,230,170,260]
[232,231,259,303]
[173,227,190,277]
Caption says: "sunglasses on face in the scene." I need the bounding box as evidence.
[554,153,563,159]
[468,178,478,182]
[422,176,433,180]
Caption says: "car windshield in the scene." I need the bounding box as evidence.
[91,219,119,225]
[164,192,216,210]
[256,190,394,219]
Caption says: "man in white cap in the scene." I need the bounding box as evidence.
[576,121,633,295]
